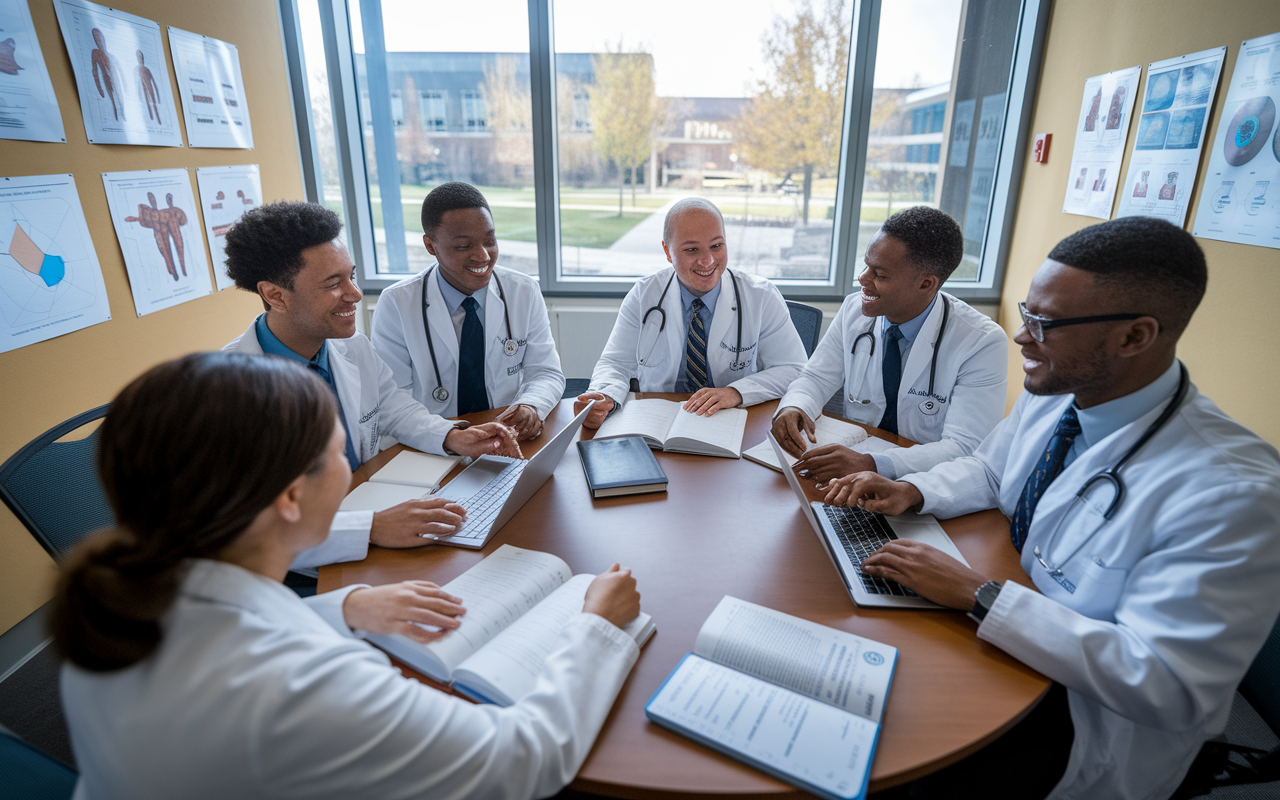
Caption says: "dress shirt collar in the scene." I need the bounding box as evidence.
[435,265,486,317]
[255,313,330,374]
[677,274,721,318]
[1073,360,1182,451]
[880,293,938,344]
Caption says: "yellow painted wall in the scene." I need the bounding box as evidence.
[0,0,302,636]
[1000,1,1280,446]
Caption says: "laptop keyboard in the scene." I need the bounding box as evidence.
[446,460,527,544]
[820,505,920,597]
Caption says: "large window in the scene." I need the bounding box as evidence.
[283,0,1048,299]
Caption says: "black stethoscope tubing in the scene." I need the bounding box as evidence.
[849,294,951,399]
[642,269,747,370]
[419,264,516,404]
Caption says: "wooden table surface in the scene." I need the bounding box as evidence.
[320,396,1047,797]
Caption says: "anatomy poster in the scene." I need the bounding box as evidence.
[0,0,66,143]
[0,174,110,354]
[1117,47,1226,226]
[168,27,254,149]
[102,168,211,316]
[1062,65,1142,219]
[1192,32,1280,250]
[52,0,182,146]
[196,164,260,290]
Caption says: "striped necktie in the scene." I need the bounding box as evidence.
[1009,406,1082,553]
[685,297,709,391]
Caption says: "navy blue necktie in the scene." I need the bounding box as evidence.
[685,298,709,391]
[457,296,489,415]
[1010,406,1082,553]
[877,325,903,435]
[308,360,361,472]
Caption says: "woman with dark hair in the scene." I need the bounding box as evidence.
[53,351,643,799]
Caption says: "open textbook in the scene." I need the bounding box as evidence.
[339,451,461,513]
[743,416,900,473]
[594,398,747,458]
[646,596,897,800]
[366,545,656,706]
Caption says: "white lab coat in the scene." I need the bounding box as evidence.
[588,268,807,407]
[371,266,566,419]
[901,376,1280,800]
[62,559,640,800]
[224,320,458,568]
[777,290,1008,478]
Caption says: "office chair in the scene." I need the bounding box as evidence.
[1173,613,1280,798]
[0,727,77,800]
[785,301,823,357]
[0,405,113,561]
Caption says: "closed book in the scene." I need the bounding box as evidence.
[577,436,668,498]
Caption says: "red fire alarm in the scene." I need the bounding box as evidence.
[1033,133,1051,163]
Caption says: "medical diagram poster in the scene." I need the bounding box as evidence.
[167,27,254,149]
[52,0,182,147]
[196,164,260,291]
[1062,66,1142,219]
[1192,32,1280,250]
[0,174,110,354]
[1116,47,1226,226]
[0,0,66,143]
[102,168,212,316]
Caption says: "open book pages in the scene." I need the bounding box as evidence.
[595,398,747,458]
[339,451,462,512]
[364,544,654,705]
[744,417,898,473]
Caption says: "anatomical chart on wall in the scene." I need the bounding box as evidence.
[0,174,110,354]
[1062,65,1142,219]
[102,168,211,316]
[0,0,66,143]
[52,0,181,146]
[167,27,253,149]
[1116,47,1226,225]
[196,164,260,290]
[1192,32,1280,250]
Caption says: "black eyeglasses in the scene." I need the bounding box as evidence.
[1017,302,1150,343]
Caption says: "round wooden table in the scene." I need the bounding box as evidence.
[319,397,1048,797]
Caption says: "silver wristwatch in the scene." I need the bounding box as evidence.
[968,580,1003,623]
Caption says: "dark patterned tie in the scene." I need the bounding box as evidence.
[457,296,489,415]
[877,325,903,435]
[1010,406,1082,553]
[685,298,709,391]
[308,360,361,471]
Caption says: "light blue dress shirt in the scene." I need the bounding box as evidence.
[675,278,722,392]
[436,266,487,340]
[1066,360,1182,467]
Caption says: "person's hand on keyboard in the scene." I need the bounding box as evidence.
[341,580,467,644]
[445,422,523,459]
[861,540,989,611]
[371,498,467,547]
[823,472,923,515]
[793,444,875,484]
[583,563,641,629]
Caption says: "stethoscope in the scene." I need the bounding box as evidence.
[418,265,517,404]
[848,295,951,414]
[1032,362,1191,579]
[641,268,750,371]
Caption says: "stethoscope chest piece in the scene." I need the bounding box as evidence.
[432,386,450,403]
[503,339,519,357]
[919,398,940,415]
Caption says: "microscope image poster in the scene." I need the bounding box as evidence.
[52,0,182,147]
[1192,31,1280,250]
[1062,65,1142,219]
[1116,46,1226,226]
[195,164,261,291]
[102,168,212,316]
[0,0,67,143]
[167,27,254,149]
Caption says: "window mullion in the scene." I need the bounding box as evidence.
[528,0,562,288]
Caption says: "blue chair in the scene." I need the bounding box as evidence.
[0,405,113,561]
[561,378,591,400]
[0,728,77,800]
[786,301,823,357]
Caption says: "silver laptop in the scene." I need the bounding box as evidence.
[433,402,593,549]
[768,433,969,609]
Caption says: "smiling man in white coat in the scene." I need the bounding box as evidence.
[772,206,1007,483]
[825,217,1280,800]
[222,202,520,571]
[371,183,564,441]
[575,198,807,427]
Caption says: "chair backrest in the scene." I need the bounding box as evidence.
[786,301,823,357]
[0,405,114,561]
[1240,611,1280,737]
[0,730,77,800]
